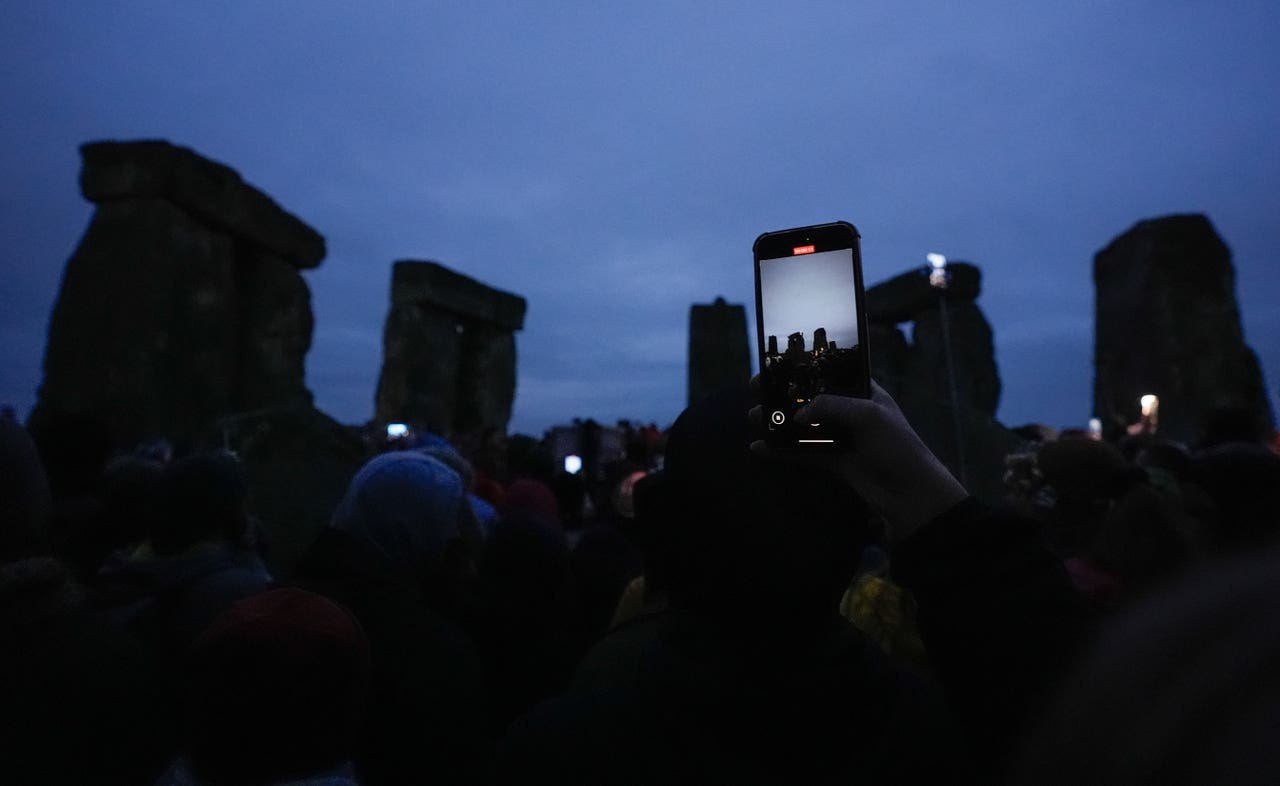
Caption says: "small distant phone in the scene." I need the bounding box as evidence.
[753,221,871,448]
[386,422,409,439]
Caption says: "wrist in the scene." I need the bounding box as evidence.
[885,471,969,544]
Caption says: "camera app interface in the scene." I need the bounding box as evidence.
[758,247,862,428]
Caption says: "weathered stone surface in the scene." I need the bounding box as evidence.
[390,260,526,330]
[237,248,315,411]
[31,143,321,451]
[863,262,1012,500]
[688,297,750,406]
[457,324,518,435]
[907,299,1001,418]
[34,198,238,445]
[32,141,349,579]
[375,261,526,437]
[1094,214,1274,444]
[867,323,909,398]
[865,262,982,325]
[80,140,325,268]
[196,407,366,577]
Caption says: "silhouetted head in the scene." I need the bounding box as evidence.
[331,451,476,579]
[1016,545,1280,784]
[506,433,556,484]
[501,478,561,530]
[96,454,165,552]
[571,524,643,637]
[150,452,249,556]
[660,385,875,641]
[1134,439,1193,484]
[186,588,371,785]
[1191,442,1280,554]
[630,470,672,596]
[27,410,112,501]
[416,434,475,490]
[1197,404,1270,450]
[1038,438,1199,592]
[481,513,570,615]
[0,419,51,562]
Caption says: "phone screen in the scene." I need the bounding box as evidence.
[754,223,869,447]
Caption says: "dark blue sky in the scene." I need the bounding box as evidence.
[3,2,1278,435]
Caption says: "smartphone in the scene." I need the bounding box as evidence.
[753,221,871,448]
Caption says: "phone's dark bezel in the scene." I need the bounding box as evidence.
[752,221,871,449]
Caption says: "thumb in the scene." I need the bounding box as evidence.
[795,394,882,439]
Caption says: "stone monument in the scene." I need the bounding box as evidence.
[1094,214,1273,444]
[31,140,365,575]
[864,262,1020,502]
[688,296,751,406]
[375,261,527,437]
[32,140,323,446]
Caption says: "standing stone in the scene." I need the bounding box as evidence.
[868,323,910,400]
[31,140,322,448]
[237,247,315,412]
[375,261,526,437]
[864,262,1017,501]
[457,323,518,435]
[688,297,750,406]
[905,298,1001,419]
[30,140,361,577]
[864,262,982,325]
[865,263,999,417]
[1094,214,1274,444]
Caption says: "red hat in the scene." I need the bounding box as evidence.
[187,588,371,784]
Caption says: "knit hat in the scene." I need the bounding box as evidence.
[187,587,370,784]
[500,478,561,530]
[331,451,467,574]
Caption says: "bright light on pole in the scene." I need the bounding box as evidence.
[928,252,948,288]
[928,251,965,485]
[1139,394,1160,434]
[1140,394,1158,417]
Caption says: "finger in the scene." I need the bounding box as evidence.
[795,393,879,429]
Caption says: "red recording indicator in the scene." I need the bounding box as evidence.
[792,245,816,255]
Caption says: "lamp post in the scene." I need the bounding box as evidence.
[928,253,968,487]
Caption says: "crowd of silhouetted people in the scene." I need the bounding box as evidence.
[2,387,1279,785]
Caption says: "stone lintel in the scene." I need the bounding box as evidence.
[865,262,981,325]
[79,140,326,269]
[391,260,527,331]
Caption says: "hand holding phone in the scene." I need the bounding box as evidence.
[754,221,871,449]
[750,381,968,543]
